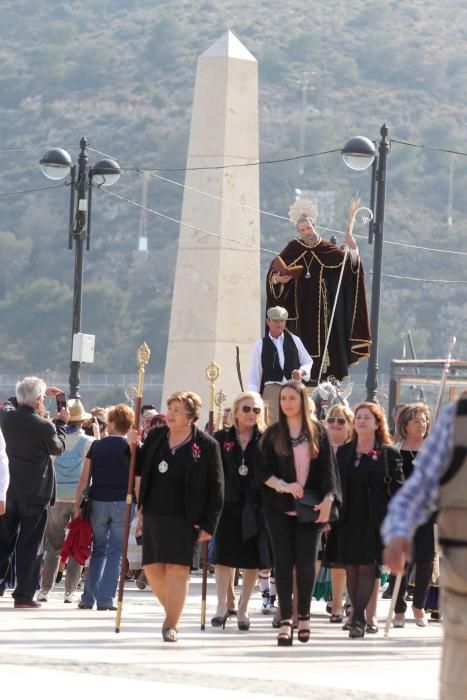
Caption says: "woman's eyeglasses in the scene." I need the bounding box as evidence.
[326,416,346,425]
[241,406,261,414]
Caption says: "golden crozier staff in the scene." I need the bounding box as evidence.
[115,342,151,633]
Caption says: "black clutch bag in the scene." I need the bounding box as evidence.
[295,489,339,524]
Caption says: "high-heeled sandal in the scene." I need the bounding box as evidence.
[237,615,250,631]
[277,620,293,646]
[211,611,230,628]
[297,614,310,643]
[162,627,178,642]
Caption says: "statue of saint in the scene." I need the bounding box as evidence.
[266,199,371,385]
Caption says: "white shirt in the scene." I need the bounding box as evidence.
[247,332,313,393]
[0,428,9,501]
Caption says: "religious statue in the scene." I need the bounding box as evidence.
[266,199,371,385]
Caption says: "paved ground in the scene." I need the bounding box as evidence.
[0,574,443,700]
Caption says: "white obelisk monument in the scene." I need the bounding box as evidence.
[162,32,260,418]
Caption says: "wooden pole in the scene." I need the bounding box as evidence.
[115,342,151,633]
[201,361,220,630]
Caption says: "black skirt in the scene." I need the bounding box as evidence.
[142,513,198,567]
[213,502,271,569]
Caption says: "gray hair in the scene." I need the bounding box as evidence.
[16,376,47,407]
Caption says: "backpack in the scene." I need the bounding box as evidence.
[55,435,89,501]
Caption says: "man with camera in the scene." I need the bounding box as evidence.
[0,376,68,608]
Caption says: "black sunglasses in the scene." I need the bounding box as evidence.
[326,416,346,425]
[241,406,261,414]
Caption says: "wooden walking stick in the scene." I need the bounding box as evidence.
[200,361,220,630]
[115,342,151,633]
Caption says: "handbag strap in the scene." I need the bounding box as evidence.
[382,445,392,497]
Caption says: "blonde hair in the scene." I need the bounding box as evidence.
[167,391,202,423]
[232,391,266,432]
[326,403,355,442]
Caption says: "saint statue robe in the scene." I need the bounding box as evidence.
[266,237,371,384]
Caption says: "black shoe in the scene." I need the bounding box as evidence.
[97,605,117,611]
[277,620,293,646]
[237,617,250,631]
[211,612,229,629]
[14,601,41,609]
[297,614,310,643]
[365,623,379,634]
[382,588,394,600]
[78,602,93,609]
[349,621,365,638]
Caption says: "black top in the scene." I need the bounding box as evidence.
[213,425,262,505]
[142,438,191,516]
[337,440,404,528]
[0,405,66,505]
[87,436,131,502]
[256,421,342,513]
[400,449,417,480]
[136,425,224,535]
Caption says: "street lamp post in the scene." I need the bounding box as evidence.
[342,124,390,403]
[40,137,121,399]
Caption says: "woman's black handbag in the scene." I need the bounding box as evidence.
[296,489,339,524]
[79,462,93,520]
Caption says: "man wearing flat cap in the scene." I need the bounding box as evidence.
[247,306,312,423]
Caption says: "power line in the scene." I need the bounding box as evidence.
[371,272,467,284]
[90,148,467,259]
[97,187,467,286]
[0,183,69,197]
[392,139,467,157]
[89,146,342,172]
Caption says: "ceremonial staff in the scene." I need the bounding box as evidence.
[200,361,220,630]
[384,336,456,638]
[115,342,151,634]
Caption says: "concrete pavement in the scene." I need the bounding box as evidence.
[0,573,442,700]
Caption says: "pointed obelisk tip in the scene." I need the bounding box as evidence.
[201,30,257,61]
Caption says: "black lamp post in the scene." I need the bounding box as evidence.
[40,137,121,399]
[342,124,390,404]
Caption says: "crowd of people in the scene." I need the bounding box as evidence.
[0,371,442,647]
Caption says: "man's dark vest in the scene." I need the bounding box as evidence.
[260,332,299,393]
[438,396,467,595]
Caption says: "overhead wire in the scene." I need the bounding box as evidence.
[97,187,467,285]
[0,182,70,197]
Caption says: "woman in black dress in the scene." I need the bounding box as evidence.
[135,391,224,642]
[337,402,404,638]
[212,391,269,631]
[257,381,341,646]
[395,402,434,627]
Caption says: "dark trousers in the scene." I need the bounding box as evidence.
[264,507,322,620]
[0,498,47,603]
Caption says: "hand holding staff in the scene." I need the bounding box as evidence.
[115,342,151,634]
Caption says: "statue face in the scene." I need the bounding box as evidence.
[296,220,316,238]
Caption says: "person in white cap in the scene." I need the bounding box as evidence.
[247,306,312,424]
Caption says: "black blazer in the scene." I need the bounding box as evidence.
[256,422,342,514]
[336,440,404,528]
[0,405,66,506]
[137,424,224,535]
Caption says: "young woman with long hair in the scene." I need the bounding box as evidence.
[257,381,341,646]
